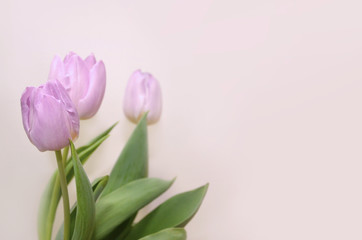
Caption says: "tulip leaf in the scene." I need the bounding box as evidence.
[124,184,209,240]
[139,228,187,240]
[94,178,174,240]
[38,173,58,240]
[100,213,136,240]
[77,122,118,153]
[98,114,148,239]
[38,123,116,240]
[92,176,110,201]
[101,113,148,196]
[69,140,96,240]
[55,176,109,240]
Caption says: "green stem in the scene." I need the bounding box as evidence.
[62,146,69,167]
[55,150,71,240]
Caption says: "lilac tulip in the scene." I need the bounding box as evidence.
[48,52,106,119]
[21,80,80,152]
[123,70,162,124]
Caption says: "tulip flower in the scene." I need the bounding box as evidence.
[123,70,162,124]
[21,80,80,151]
[48,52,106,119]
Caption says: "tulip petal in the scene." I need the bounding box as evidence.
[123,70,147,123]
[21,80,80,151]
[28,93,71,151]
[144,74,162,124]
[48,55,65,82]
[45,80,80,140]
[63,51,76,64]
[84,54,96,69]
[47,52,106,120]
[77,61,106,119]
[123,70,162,124]
[20,87,36,141]
[63,55,90,107]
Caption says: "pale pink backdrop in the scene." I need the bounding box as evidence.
[1,0,362,239]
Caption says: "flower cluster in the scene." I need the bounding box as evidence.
[20,52,207,240]
[21,52,162,151]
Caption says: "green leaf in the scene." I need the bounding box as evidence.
[65,135,109,182]
[124,184,209,240]
[139,228,187,240]
[38,123,116,240]
[94,178,174,240]
[38,173,58,240]
[55,176,109,240]
[92,176,109,201]
[99,115,148,239]
[100,213,136,240]
[70,140,96,240]
[77,122,118,153]
[101,113,148,197]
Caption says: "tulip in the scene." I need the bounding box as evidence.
[123,70,162,124]
[21,80,80,151]
[48,52,106,119]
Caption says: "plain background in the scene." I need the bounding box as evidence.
[1,0,362,239]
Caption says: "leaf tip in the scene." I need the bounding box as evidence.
[69,139,75,150]
[171,177,177,184]
[200,183,209,196]
[111,121,119,129]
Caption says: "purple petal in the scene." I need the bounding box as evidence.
[123,70,147,123]
[77,61,106,119]
[63,55,90,107]
[29,92,72,151]
[48,55,65,81]
[84,54,96,69]
[144,74,162,124]
[20,87,36,141]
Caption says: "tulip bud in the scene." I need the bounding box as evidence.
[123,70,162,124]
[48,52,106,119]
[21,80,80,152]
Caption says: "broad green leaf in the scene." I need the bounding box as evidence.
[124,184,209,240]
[101,113,148,197]
[100,114,148,239]
[38,123,116,240]
[70,140,96,240]
[139,228,187,240]
[55,176,109,240]
[94,178,174,240]
[100,214,136,240]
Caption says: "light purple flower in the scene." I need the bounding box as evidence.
[21,80,80,152]
[48,52,106,119]
[123,70,162,124]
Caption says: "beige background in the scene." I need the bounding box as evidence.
[1,0,362,239]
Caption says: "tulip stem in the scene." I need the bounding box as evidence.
[62,146,69,167]
[55,150,71,240]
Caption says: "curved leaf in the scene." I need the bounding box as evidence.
[100,114,148,239]
[139,228,187,240]
[92,176,109,201]
[77,122,118,152]
[101,113,148,197]
[55,176,109,240]
[38,123,116,240]
[125,184,208,240]
[94,178,174,240]
[70,140,95,240]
